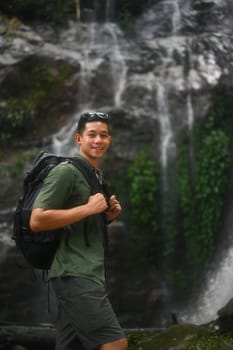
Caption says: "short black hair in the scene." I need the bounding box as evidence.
[77,112,110,134]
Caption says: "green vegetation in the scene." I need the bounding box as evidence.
[0,58,73,144]
[175,95,232,287]
[126,324,233,350]
[127,148,160,267]
[0,149,37,178]
[186,335,233,350]
[0,0,153,27]
[177,127,230,282]
[5,98,35,132]
[0,0,76,25]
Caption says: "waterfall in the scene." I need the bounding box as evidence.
[106,23,128,107]
[156,82,176,240]
[180,246,233,324]
[51,20,127,156]
[179,206,233,324]
[0,208,15,262]
[171,0,181,35]
[155,0,182,191]
[105,0,115,22]
[178,162,233,324]
[186,93,194,131]
[156,83,175,173]
[185,36,195,130]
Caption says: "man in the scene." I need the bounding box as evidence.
[30,112,128,350]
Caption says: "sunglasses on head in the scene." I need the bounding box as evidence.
[80,112,109,121]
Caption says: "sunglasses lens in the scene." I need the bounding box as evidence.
[81,112,108,120]
[96,113,108,119]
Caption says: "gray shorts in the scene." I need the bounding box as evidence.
[52,276,126,350]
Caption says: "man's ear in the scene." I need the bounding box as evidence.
[75,133,81,145]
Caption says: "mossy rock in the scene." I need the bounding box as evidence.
[127,324,233,350]
[142,324,210,349]
[0,55,79,147]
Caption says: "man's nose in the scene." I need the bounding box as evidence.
[94,135,102,142]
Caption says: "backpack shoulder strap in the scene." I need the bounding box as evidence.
[68,157,102,195]
[67,157,110,249]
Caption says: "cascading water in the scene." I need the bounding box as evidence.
[105,0,115,22]
[51,21,127,156]
[178,161,233,324]
[180,247,233,324]
[153,0,181,243]
[171,0,181,35]
[0,209,15,262]
[156,82,175,183]
[107,24,128,107]
[186,94,194,131]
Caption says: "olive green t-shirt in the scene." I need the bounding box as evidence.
[32,157,106,286]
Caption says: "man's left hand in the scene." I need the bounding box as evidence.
[105,195,122,222]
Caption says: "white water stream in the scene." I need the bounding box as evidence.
[156,83,175,172]
[0,208,15,262]
[180,246,233,324]
[51,21,127,156]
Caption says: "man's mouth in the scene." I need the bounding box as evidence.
[92,146,103,150]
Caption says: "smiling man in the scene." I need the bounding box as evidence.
[30,112,128,350]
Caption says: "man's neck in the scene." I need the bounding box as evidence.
[79,152,99,170]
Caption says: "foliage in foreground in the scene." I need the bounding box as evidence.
[126,324,233,350]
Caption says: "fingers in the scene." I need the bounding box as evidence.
[108,195,121,214]
[109,195,120,207]
[89,193,121,217]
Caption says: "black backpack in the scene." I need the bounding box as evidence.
[13,151,109,270]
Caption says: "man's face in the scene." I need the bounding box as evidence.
[75,121,111,163]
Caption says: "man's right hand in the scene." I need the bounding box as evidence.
[87,193,108,214]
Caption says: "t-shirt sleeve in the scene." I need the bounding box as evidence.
[33,162,77,209]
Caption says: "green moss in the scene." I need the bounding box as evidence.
[154,92,233,291]
[127,147,160,267]
[126,325,233,350]
[178,129,230,278]
[127,324,208,349]
[128,331,157,350]
[1,59,73,144]
[117,0,153,27]
[187,335,233,350]
[0,0,76,25]
[0,149,38,178]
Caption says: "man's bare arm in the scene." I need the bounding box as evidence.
[30,193,108,232]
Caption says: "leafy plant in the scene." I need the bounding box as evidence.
[127,148,160,267]
[0,59,73,144]
[0,0,76,25]
[7,99,35,129]
[177,126,230,283]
